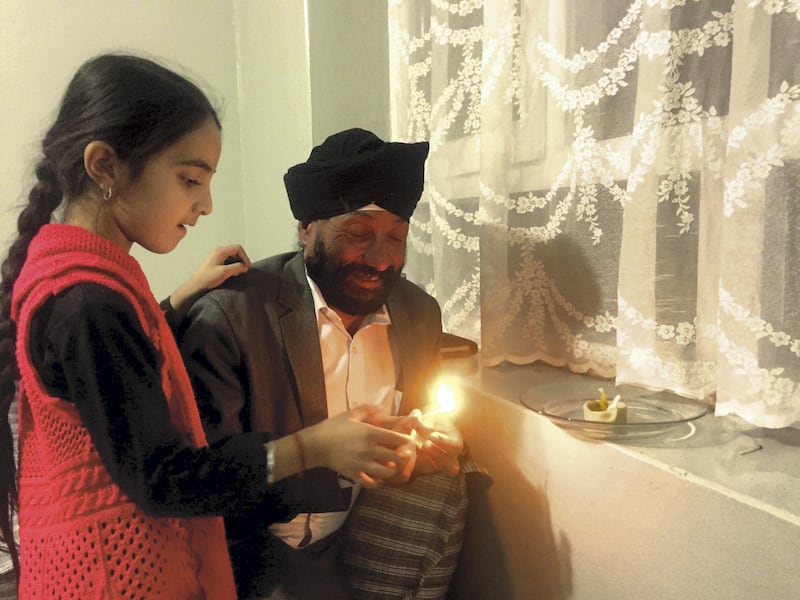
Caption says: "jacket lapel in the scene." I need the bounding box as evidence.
[387,291,414,400]
[278,252,330,426]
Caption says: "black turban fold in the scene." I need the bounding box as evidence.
[283,128,430,222]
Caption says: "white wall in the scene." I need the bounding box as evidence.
[0,0,388,299]
[0,0,315,299]
[308,0,390,144]
[234,0,312,261]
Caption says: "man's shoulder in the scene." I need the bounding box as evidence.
[215,252,296,291]
[251,251,299,278]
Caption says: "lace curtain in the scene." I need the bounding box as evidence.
[388,0,800,428]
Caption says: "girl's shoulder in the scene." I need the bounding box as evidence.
[34,282,141,339]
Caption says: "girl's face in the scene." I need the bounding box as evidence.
[109,117,221,254]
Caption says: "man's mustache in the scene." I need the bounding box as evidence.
[341,264,399,283]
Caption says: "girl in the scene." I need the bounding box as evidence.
[0,53,412,599]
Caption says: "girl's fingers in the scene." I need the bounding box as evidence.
[369,445,410,464]
[368,426,413,447]
[358,472,380,488]
[347,404,381,422]
[220,244,252,267]
[367,409,422,433]
[360,461,397,482]
[222,261,249,276]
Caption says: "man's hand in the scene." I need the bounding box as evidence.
[371,409,463,478]
[412,412,463,477]
[362,411,421,484]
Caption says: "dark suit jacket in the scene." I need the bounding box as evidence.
[178,250,443,571]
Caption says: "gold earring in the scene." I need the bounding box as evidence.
[103,187,113,201]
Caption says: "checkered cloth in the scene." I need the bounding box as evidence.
[340,457,489,600]
[0,570,16,600]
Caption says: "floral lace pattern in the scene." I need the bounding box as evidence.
[390,0,800,427]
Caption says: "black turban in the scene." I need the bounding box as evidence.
[283,128,429,222]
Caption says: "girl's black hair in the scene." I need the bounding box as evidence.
[0,53,220,578]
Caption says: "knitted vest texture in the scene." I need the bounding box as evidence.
[11,224,237,599]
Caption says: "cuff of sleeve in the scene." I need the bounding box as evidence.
[160,297,180,329]
[265,441,276,485]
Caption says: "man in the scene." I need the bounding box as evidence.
[179,128,469,599]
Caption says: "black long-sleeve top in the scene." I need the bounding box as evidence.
[27,282,294,521]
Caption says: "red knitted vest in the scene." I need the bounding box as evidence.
[11,224,236,599]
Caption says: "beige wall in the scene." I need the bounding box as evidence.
[0,0,245,299]
[0,0,386,299]
[308,0,390,144]
[233,0,313,262]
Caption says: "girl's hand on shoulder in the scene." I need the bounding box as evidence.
[169,244,251,313]
[191,244,252,290]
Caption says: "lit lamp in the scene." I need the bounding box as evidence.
[413,381,460,454]
[420,381,458,421]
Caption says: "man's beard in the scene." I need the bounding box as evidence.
[305,237,403,316]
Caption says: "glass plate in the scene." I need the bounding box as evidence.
[520,384,709,441]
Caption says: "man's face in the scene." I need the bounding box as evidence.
[301,209,409,317]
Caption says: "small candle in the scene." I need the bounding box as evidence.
[411,382,459,449]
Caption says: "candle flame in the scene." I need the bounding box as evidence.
[436,383,456,412]
[419,382,458,420]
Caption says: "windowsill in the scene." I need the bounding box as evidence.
[444,357,800,525]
